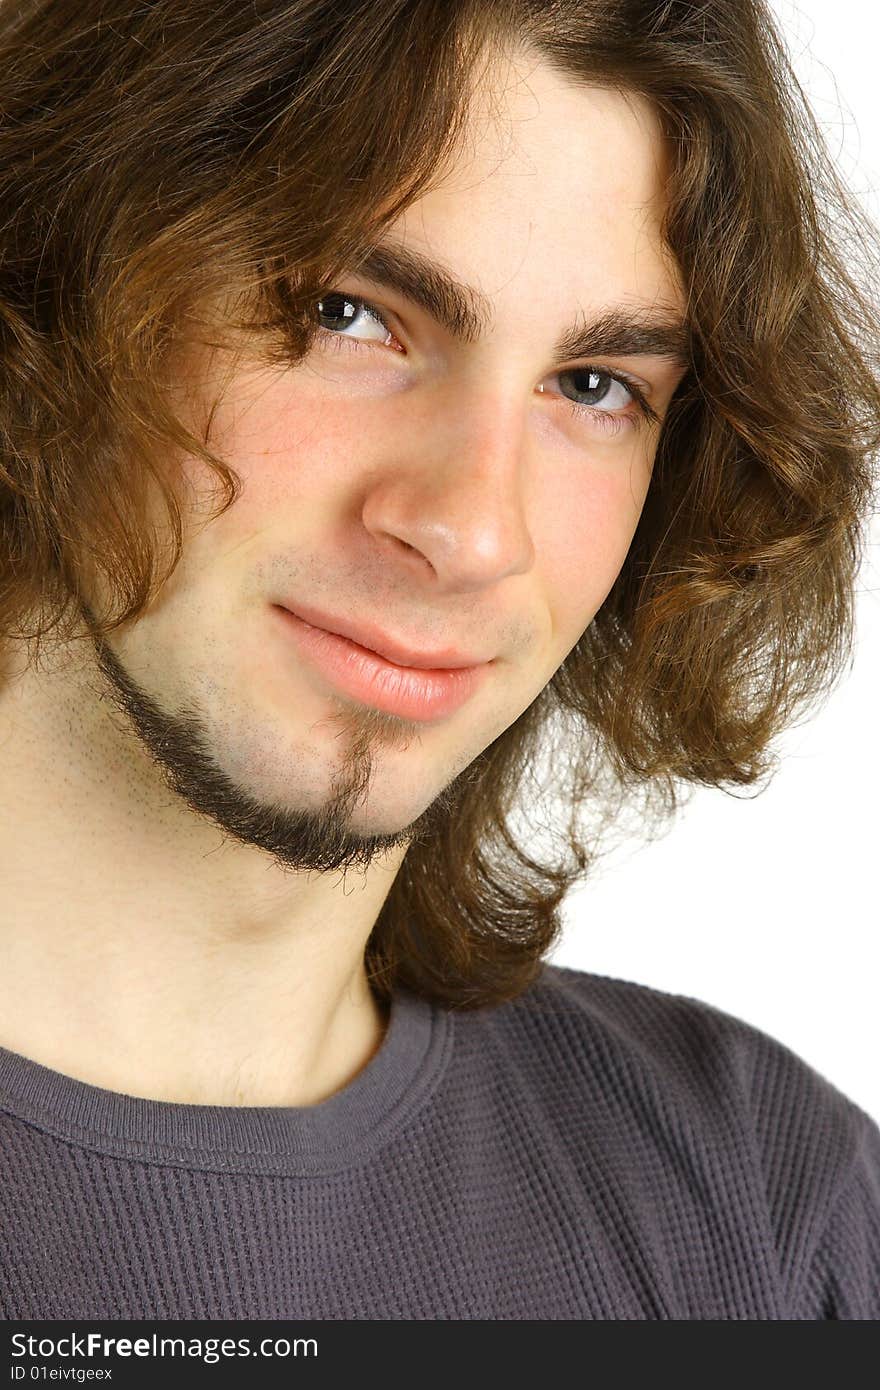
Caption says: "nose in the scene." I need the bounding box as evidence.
[360,383,536,593]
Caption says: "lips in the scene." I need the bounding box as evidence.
[272,604,491,722]
[277,601,486,671]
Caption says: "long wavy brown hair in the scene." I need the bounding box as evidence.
[2,0,878,1010]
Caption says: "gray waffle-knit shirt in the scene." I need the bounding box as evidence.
[1,961,878,1320]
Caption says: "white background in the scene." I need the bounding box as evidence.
[550,0,880,1123]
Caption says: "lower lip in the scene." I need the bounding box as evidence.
[272,606,490,722]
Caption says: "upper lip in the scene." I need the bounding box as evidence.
[278,602,489,670]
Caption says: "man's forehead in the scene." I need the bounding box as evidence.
[342,60,687,368]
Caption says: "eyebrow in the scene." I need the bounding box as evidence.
[349,237,692,371]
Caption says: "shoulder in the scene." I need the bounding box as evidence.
[470,964,880,1316]
[503,960,866,1104]
[492,961,876,1174]
[462,963,879,1270]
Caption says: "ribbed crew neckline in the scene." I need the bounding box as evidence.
[0,986,452,1178]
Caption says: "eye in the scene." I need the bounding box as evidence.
[315,292,397,348]
[556,367,634,412]
[313,290,657,435]
[538,366,655,437]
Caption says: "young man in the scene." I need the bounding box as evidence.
[0,1,878,1319]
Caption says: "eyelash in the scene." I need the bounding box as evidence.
[314,294,658,438]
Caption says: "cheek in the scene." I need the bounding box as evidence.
[532,461,649,652]
[180,364,362,520]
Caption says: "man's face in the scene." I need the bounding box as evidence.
[76,49,687,870]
